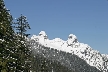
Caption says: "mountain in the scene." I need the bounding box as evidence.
[28,31,108,72]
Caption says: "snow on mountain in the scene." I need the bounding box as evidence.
[30,31,108,72]
[102,54,108,60]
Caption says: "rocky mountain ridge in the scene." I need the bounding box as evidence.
[28,31,108,72]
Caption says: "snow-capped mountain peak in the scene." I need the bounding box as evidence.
[30,31,108,72]
[39,31,47,37]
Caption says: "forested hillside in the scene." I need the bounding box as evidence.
[0,0,78,72]
[0,0,106,72]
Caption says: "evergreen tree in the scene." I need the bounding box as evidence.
[0,0,14,40]
[13,14,32,71]
[0,0,16,71]
[31,54,75,72]
[13,14,31,39]
[40,58,49,72]
[0,0,32,71]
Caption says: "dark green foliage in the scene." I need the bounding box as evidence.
[12,14,32,71]
[13,14,31,39]
[0,0,13,40]
[0,0,32,71]
[31,54,75,72]
[0,0,104,72]
[0,0,15,71]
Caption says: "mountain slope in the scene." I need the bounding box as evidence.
[30,42,101,72]
[31,52,77,72]
[29,31,108,72]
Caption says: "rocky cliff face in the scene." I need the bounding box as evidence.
[27,31,108,72]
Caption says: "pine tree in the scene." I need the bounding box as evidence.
[13,14,32,71]
[0,0,32,71]
[40,58,49,72]
[0,0,14,40]
[13,14,31,39]
[0,0,16,71]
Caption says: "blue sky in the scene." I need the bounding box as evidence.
[5,0,108,54]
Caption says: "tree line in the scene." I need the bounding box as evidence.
[0,0,71,72]
[1,0,101,72]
